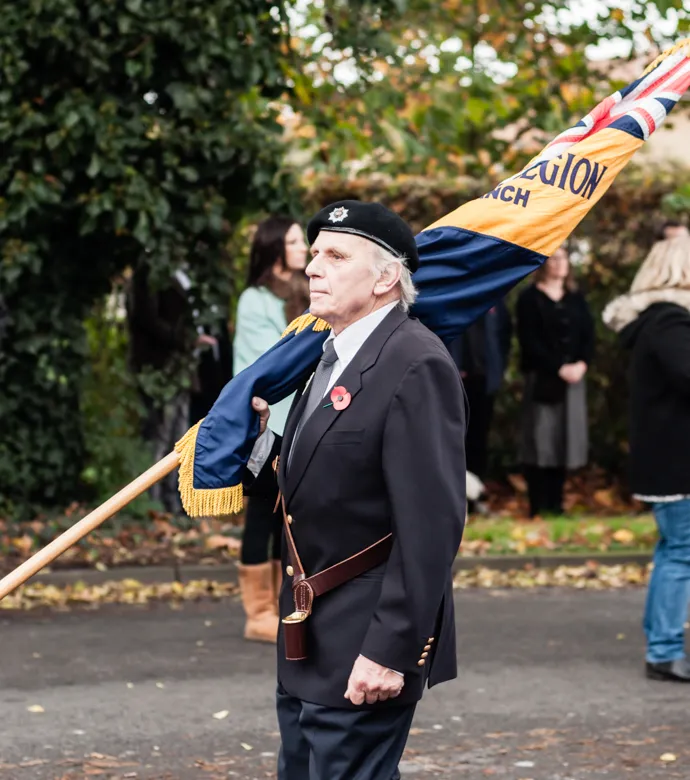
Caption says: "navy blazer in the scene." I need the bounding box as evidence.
[249,306,467,708]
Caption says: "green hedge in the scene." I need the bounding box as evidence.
[0,1,295,519]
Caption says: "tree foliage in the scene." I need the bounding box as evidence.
[287,0,690,178]
[0,0,296,517]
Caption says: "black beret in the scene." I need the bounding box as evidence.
[307,200,419,273]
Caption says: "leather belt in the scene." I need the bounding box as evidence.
[273,457,392,660]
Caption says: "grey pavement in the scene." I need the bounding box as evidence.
[1,588,689,779]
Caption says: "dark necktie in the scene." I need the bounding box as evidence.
[288,339,339,468]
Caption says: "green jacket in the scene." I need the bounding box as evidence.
[233,286,294,435]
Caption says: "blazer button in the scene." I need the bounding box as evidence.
[428,637,435,643]
[421,652,429,658]
[287,514,293,524]
[417,659,426,667]
[286,565,294,576]
[423,645,431,651]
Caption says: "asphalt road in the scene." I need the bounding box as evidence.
[1,588,689,779]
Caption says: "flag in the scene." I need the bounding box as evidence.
[177,39,690,517]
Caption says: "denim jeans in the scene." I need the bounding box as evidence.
[643,499,690,663]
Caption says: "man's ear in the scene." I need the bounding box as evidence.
[373,262,401,297]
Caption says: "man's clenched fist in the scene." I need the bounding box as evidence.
[344,655,404,705]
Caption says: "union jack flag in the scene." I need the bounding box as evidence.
[537,40,690,161]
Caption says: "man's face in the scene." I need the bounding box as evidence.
[306,232,381,332]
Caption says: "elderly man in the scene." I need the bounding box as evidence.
[247,201,466,780]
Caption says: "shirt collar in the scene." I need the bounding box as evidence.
[324,301,399,364]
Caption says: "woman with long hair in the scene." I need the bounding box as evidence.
[233,215,309,642]
[604,235,690,683]
[516,246,594,517]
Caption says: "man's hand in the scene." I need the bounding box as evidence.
[252,396,271,435]
[344,655,404,705]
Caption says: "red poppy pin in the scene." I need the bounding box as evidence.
[329,385,351,411]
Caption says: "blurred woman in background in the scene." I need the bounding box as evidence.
[604,235,690,683]
[516,246,594,517]
[233,216,309,642]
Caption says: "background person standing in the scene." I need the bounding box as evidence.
[447,301,512,511]
[127,264,216,515]
[516,246,594,517]
[604,236,690,683]
[660,220,689,241]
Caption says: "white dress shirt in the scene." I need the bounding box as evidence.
[247,301,399,476]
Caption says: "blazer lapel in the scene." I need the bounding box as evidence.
[284,306,408,504]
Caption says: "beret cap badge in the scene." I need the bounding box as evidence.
[328,206,349,224]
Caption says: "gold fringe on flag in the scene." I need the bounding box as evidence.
[642,37,690,76]
[175,421,244,517]
[282,313,332,338]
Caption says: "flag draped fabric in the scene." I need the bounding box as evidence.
[177,39,690,517]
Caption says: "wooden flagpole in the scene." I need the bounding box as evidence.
[0,451,180,601]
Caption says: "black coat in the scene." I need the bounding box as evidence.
[517,285,594,375]
[620,302,690,497]
[249,307,467,708]
[448,300,512,394]
[126,266,195,377]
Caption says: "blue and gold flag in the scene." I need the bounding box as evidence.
[177,40,690,517]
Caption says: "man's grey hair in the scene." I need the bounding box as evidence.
[371,245,418,312]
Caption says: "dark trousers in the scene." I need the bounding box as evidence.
[276,685,416,780]
[524,465,566,517]
[463,376,495,481]
[241,496,282,564]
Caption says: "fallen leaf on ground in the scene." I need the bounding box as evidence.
[593,489,616,508]
[507,474,528,494]
[453,563,650,590]
[240,743,253,751]
[26,704,44,713]
[660,753,677,762]
[212,710,229,720]
[0,579,239,611]
[204,535,241,551]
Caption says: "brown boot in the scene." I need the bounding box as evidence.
[271,559,283,616]
[238,562,279,643]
